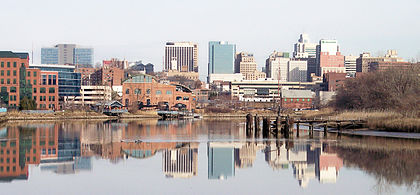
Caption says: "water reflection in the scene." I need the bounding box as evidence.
[0,120,419,193]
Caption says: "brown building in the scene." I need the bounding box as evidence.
[281,89,313,109]
[323,72,347,92]
[76,67,99,85]
[369,61,419,72]
[356,50,404,73]
[0,51,59,110]
[122,74,196,110]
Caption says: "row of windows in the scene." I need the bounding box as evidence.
[0,147,16,154]
[0,157,16,163]
[34,96,55,102]
[284,98,311,102]
[0,70,17,76]
[0,166,17,173]
[34,87,55,94]
[41,148,56,155]
[0,78,17,84]
[126,88,173,95]
[176,96,190,101]
[0,62,18,68]
[9,95,17,101]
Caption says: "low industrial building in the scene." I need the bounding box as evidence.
[281,89,313,109]
[65,86,112,106]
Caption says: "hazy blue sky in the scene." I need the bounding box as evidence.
[0,0,419,80]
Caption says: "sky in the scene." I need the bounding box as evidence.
[0,0,419,80]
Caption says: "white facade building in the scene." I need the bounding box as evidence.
[164,42,198,72]
[208,73,244,83]
[293,33,317,58]
[344,55,357,77]
[66,86,112,106]
[288,60,308,82]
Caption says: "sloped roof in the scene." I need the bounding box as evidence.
[281,89,313,98]
[0,51,29,59]
[96,100,123,107]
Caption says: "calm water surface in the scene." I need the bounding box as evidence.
[0,119,419,195]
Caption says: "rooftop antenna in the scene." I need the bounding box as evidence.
[31,42,34,64]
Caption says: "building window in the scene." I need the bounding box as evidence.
[134,88,141,95]
[7,79,10,84]
[284,99,287,102]
[7,70,10,76]
[34,71,37,77]
[34,88,37,93]
[307,99,310,101]
[33,96,36,101]
[156,90,162,95]
[28,71,31,77]
[291,99,293,102]
[176,96,182,101]
[40,88,46,93]
[34,80,37,85]
[146,89,151,94]
[52,96,55,101]
[10,87,16,93]
[125,89,130,94]
[42,75,47,85]
[297,99,299,102]
[49,88,55,93]
[0,62,3,67]
[7,62,10,67]
[13,70,16,76]
[166,90,172,95]
[0,79,3,84]
[183,97,189,100]
[13,62,16,67]
[0,70,3,76]
[13,79,16,84]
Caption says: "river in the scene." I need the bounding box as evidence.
[0,119,419,195]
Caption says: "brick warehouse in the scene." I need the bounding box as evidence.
[281,89,313,109]
[122,73,196,110]
[0,51,59,110]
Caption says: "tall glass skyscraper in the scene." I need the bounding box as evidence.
[41,48,59,64]
[74,48,94,66]
[208,41,236,76]
[41,44,94,66]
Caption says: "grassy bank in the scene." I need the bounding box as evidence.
[302,108,420,133]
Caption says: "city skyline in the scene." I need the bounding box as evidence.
[0,0,419,81]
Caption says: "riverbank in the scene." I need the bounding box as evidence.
[3,110,160,121]
[302,109,420,133]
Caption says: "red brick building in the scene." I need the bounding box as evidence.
[76,67,99,85]
[323,72,347,92]
[0,51,58,110]
[281,89,313,109]
[122,74,196,110]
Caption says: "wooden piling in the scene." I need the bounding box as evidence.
[284,116,290,139]
[263,117,269,138]
[309,122,314,138]
[337,122,342,137]
[324,123,328,137]
[296,122,300,137]
[246,114,253,137]
[255,115,260,138]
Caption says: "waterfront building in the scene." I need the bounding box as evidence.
[164,42,198,72]
[235,52,266,80]
[0,51,59,110]
[41,44,93,66]
[230,80,321,102]
[29,64,81,98]
[122,73,196,110]
[208,41,236,82]
[316,39,345,77]
[281,89,313,109]
[356,50,405,73]
[344,55,357,77]
[75,67,99,86]
[65,86,112,106]
[293,33,317,58]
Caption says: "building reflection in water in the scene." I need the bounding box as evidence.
[264,141,343,187]
[1,120,345,188]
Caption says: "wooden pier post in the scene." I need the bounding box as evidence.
[337,122,342,137]
[324,123,328,137]
[296,122,300,137]
[246,114,253,137]
[255,115,260,138]
[284,116,290,139]
[309,122,314,138]
[263,117,269,138]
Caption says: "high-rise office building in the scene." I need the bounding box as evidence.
[294,33,317,59]
[344,55,357,77]
[164,42,198,72]
[265,51,289,81]
[235,52,266,80]
[208,41,236,77]
[316,40,345,77]
[41,44,94,66]
[288,60,308,82]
